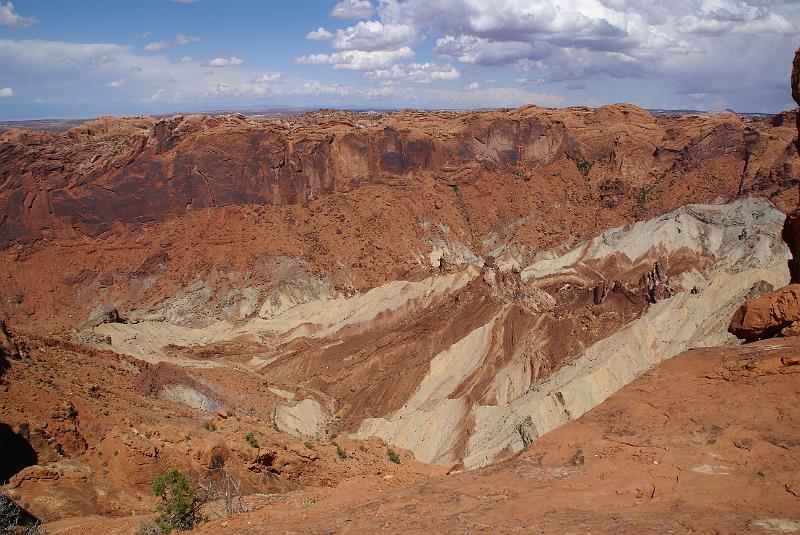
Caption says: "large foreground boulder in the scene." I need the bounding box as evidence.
[729,284,800,341]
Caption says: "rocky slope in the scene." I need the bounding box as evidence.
[727,48,800,347]
[1,105,798,334]
[0,331,444,528]
[190,335,800,535]
[1,99,799,533]
[67,197,785,470]
[1,106,797,249]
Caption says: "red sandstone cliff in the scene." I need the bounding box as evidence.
[1,105,797,249]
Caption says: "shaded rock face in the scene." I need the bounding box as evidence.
[0,422,37,483]
[0,320,19,360]
[0,104,797,249]
[729,48,800,342]
[784,47,800,283]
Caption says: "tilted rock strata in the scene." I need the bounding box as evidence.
[728,47,800,340]
[354,198,788,466]
[0,337,438,524]
[2,105,799,334]
[75,198,787,467]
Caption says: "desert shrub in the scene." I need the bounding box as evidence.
[0,494,45,535]
[333,442,347,459]
[203,420,216,432]
[387,449,401,464]
[304,441,314,450]
[133,521,162,535]
[576,160,593,177]
[637,186,649,211]
[198,472,248,518]
[151,467,203,534]
[244,432,259,449]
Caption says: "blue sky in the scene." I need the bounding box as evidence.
[0,0,798,119]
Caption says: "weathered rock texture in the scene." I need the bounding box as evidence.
[78,197,788,468]
[0,336,440,525]
[2,101,800,533]
[1,105,798,334]
[1,106,797,250]
[729,284,800,341]
[784,47,800,282]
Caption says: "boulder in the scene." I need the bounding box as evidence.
[0,320,20,360]
[199,437,230,470]
[729,284,800,341]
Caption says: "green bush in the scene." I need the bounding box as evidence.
[335,443,347,459]
[387,449,401,464]
[150,467,203,534]
[637,186,649,211]
[575,160,593,177]
[245,432,259,449]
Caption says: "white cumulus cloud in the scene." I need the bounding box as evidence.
[332,20,415,51]
[0,1,36,28]
[175,33,201,45]
[366,62,460,83]
[252,72,282,83]
[366,0,798,103]
[0,86,13,97]
[144,41,169,52]
[207,56,243,67]
[331,0,373,19]
[306,27,333,40]
[297,47,413,70]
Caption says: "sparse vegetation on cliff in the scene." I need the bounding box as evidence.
[575,159,593,177]
[245,432,259,449]
[150,467,204,534]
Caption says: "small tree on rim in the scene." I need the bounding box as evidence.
[151,467,203,534]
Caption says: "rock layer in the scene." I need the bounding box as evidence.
[74,198,788,468]
[2,106,798,334]
[728,47,800,341]
[2,106,797,249]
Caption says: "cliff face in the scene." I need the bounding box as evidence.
[729,47,800,341]
[783,48,800,283]
[1,104,797,249]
